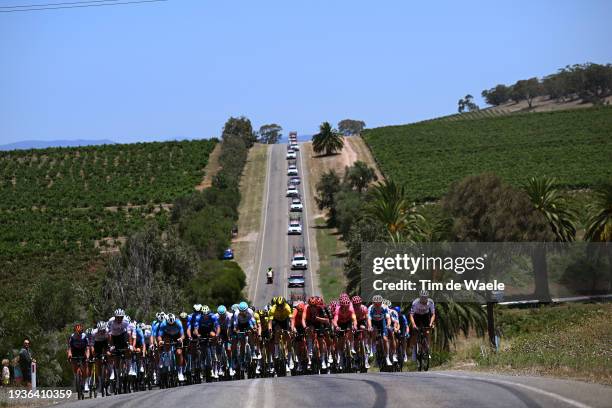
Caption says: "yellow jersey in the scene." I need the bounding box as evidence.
[269,303,292,321]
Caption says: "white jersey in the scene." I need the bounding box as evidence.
[107,317,129,336]
[91,328,109,342]
[410,298,435,315]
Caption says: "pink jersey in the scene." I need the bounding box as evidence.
[354,304,369,322]
[334,303,355,324]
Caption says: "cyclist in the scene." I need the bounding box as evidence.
[384,299,400,363]
[186,304,203,339]
[108,308,131,381]
[257,308,273,374]
[232,301,256,373]
[290,302,308,371]
[268,296,294,372]
[157,313,186,381]
[332,296,357,370]
[367,295,392,366]
[67,323,90,392]
[352,296,370,369]
[266,267,274,283]
[133,322,147,375]
[91,321,110,390]
[394,306,410,362]
[216,305,233,377]
[194,305,220,379]
[302,296,331,370]
[409,290,435,362]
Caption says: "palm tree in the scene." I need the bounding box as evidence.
[312,122,344,156]
[523,177,577,302]
[585,183,612,242]
[584,183,612,291]
[431,301,487,351]
[365,179,423,242]
[524,177,576,242]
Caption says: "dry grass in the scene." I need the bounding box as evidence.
[195,142,222,191]
[233,144,269,281]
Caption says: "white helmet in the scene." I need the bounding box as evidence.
[114,308,125,317]
[97,321,107,330]
[193,304,203,312]
[419,290,429,298]
[167,313,176,324]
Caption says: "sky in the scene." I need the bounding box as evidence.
[1,0,611,144]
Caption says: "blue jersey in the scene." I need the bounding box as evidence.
[368,305,388,326]
[188,313,202,331]
[135,327,145,346]
[151,320,161,337]
[195,313,220,332]
[158,320,184,338]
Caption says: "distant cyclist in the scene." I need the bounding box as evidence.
[367,295,392,366]
[157,313,186,381]
[67,323,90,392]
[409,290,435,362]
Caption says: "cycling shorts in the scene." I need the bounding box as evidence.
[372,319,387,336]
[70,346,86,359]
[272,318,290,331]
[111,333,129,351]
[413,313,431,329]
[337,320,353,331]
[94,339,108,356]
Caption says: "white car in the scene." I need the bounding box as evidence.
[291,253,308,270]
[287,165,298,176]
[288,219,302,235]
[290,198,303,212]
[290,143,299,151]
[286,150,297,160]
[286,185,299,197]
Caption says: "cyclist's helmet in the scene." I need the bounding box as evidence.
[276,296,286,306]
[339,293,350,300]
[138,322,146,330]
[193,304,203,312]
[238,301,248,312]
[330,300,339,309]
[231,304,239,312]
[316,297,324,306]
[85,327,93,336]
[217,305,227,315]
[179,312,188,319]
[97,321,107,330]
[167,313,176,324]
[155,312,163,321]
[351,295,362,305]
[382,299,392,307]
[393,306,401,313]
[258,309,267,318]
[114,308,125,317]
[372,295,383,303]
[308,296,317,306]
[271,296,279,306]
[339,297,350,306]
[419,290,429,298]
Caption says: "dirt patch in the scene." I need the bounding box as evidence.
[195,142,222,191]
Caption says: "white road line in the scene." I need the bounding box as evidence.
[434,372,593,408]
[299,143,315,295]
[252,145,272,300]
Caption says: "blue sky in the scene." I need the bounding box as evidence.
[1,0,611,144]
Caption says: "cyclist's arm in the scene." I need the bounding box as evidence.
[429,313,435,327]
[301,306,308,328]
[178,322,185,341]
[351,313,357,330]
[409,313,417,329]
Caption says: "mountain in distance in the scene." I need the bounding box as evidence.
[0,139,116,151]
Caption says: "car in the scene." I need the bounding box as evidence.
[290,198,303,212]
[288,274,305,288]
[290,176,301,185]
[291,253,308,269]
[286,150,297,160]
[288,219,302,234]
[286,185,299,197]
[287,165,298,176]
[223,248,234,260]
[290,143,299,151]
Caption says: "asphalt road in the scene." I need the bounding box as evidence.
[59,371,612,408]
[249,143,317,308]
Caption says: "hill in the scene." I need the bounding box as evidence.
[0,139,116,151]
[362,107,612,201]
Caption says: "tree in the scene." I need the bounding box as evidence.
[222,116,256,148]
[312,122,344,156]
[315,169,342,222]
[481,85,511,106]
[523,177,576,242]
[337,119,366,136]
[511,77,542,108]
[343,161,378,193]
[457,94,479,113]
[585,183,612,242]
[257,124,282,144]
[365,179,423,242]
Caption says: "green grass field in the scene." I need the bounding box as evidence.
[363,107,612,201]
